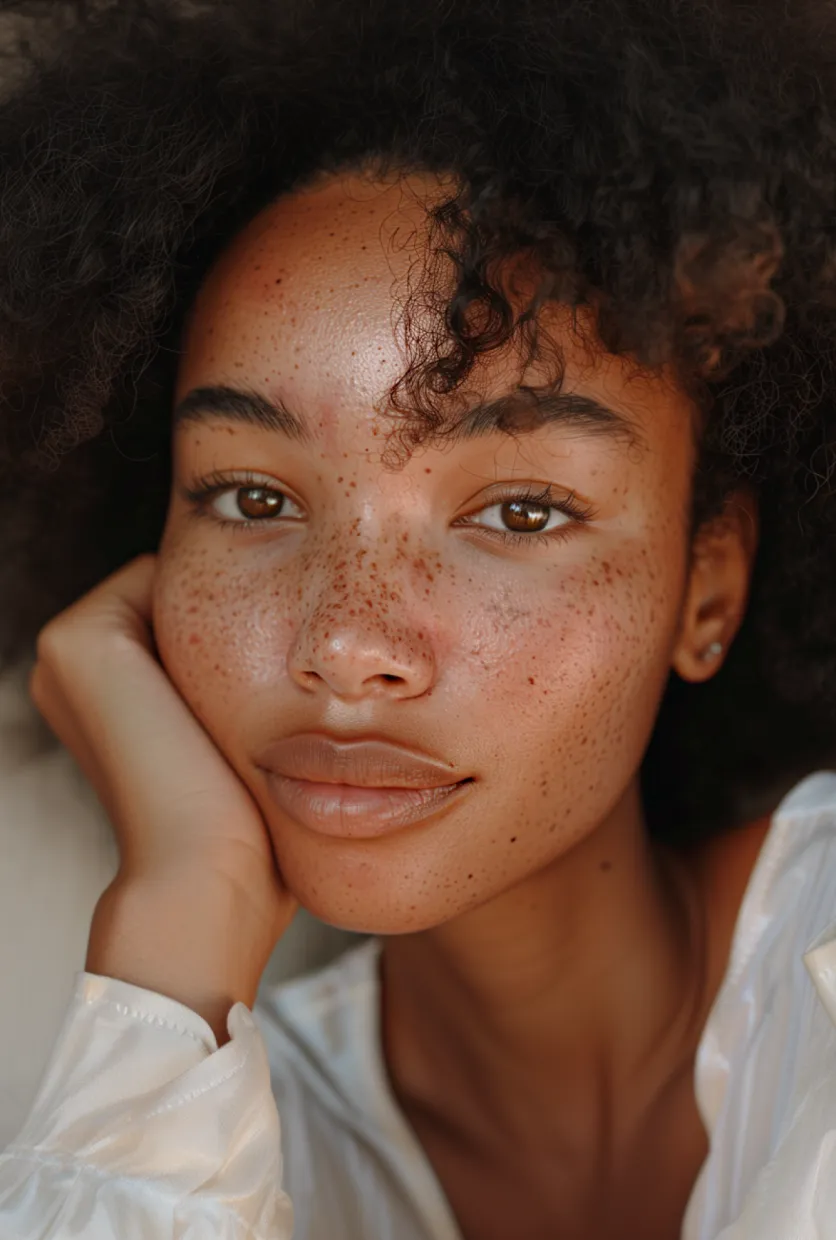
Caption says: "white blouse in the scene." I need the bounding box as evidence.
[2,771,836,1240]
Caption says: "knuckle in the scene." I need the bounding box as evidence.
[34,616,71,667]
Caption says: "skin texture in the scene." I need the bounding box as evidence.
[153,171,759,1239]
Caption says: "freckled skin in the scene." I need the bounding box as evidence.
[154,171,708,936]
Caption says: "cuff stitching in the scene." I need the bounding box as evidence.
[83,993,211,1048]
[145,1051,250,1116]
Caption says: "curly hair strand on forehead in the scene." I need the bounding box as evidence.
[1,0,836,838]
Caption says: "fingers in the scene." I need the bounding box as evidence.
[87,553,158,618]
[28,553,170,840]
[54,553,159,649]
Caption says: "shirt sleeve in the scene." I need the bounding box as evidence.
[0,972,293,1239]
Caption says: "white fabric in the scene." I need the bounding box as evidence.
[0,661,357,1147]
[2,771,836,1239]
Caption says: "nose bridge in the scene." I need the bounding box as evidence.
[287,520,437,699]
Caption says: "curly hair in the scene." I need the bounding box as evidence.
[1,0,836,840]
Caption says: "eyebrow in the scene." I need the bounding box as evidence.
[447,391,640,446]
[173,384,639,447]
[173,386,309,441]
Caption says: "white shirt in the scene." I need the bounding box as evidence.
[2,771,836,1240]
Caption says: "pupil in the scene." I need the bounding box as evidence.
[237,487,283,520]
[501,499,549,532]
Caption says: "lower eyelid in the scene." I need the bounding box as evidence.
[458,522,576,549]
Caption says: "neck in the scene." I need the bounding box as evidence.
[381,782,710,1154]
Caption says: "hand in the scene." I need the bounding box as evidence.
[30,554,298,1038]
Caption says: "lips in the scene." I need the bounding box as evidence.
[255,733,473,839]
[257,733,461,787]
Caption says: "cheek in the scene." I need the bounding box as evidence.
[455,541,681,804]
[461,543,676,691]
[151,540,299,728]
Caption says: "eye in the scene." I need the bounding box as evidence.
[182,470,307,526]
[454,485,594,545]
[473,496,572,535]
[211,484,303,523]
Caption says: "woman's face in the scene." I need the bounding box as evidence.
[155,171,707,933]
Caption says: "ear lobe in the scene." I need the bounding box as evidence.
[672,490,758,684]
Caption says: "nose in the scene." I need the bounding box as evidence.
[287,598,436,702]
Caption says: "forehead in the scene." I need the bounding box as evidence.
[176,170,696,454]
[177,173,435,423]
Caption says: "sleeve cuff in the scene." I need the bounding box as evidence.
[0,972,292,1237]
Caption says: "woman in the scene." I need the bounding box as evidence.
[0,0,836,1236]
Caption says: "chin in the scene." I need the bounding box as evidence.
[275,834,482,936]
[300,899,436,936]
[289,875,452,936]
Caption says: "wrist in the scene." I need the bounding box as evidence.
[86,871,283,1044]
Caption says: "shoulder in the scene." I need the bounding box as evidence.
[688,772,836,1240]
[732,771,836,971]
[698,771,836,1135]
[698,772,836,997]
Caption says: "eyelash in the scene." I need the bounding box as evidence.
[182,472,596,545]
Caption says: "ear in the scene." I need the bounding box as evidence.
[672,489,758,684]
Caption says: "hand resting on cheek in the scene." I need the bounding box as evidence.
[28,554,297,1044]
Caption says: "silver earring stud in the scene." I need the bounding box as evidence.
[701,640,724,661]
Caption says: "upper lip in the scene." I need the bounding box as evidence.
[255,733,466,789]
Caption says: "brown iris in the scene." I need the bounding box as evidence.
[236,487,284,520]
[501,499,550,532]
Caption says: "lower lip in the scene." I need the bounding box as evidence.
[262,773,473,839]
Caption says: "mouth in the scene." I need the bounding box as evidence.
[255,732,475,839]
[263,773,474,838]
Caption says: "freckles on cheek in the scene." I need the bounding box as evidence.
[467,548,674,719]
[153,547,298,710]
[566,552,675,689]
[456,556,675,859]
